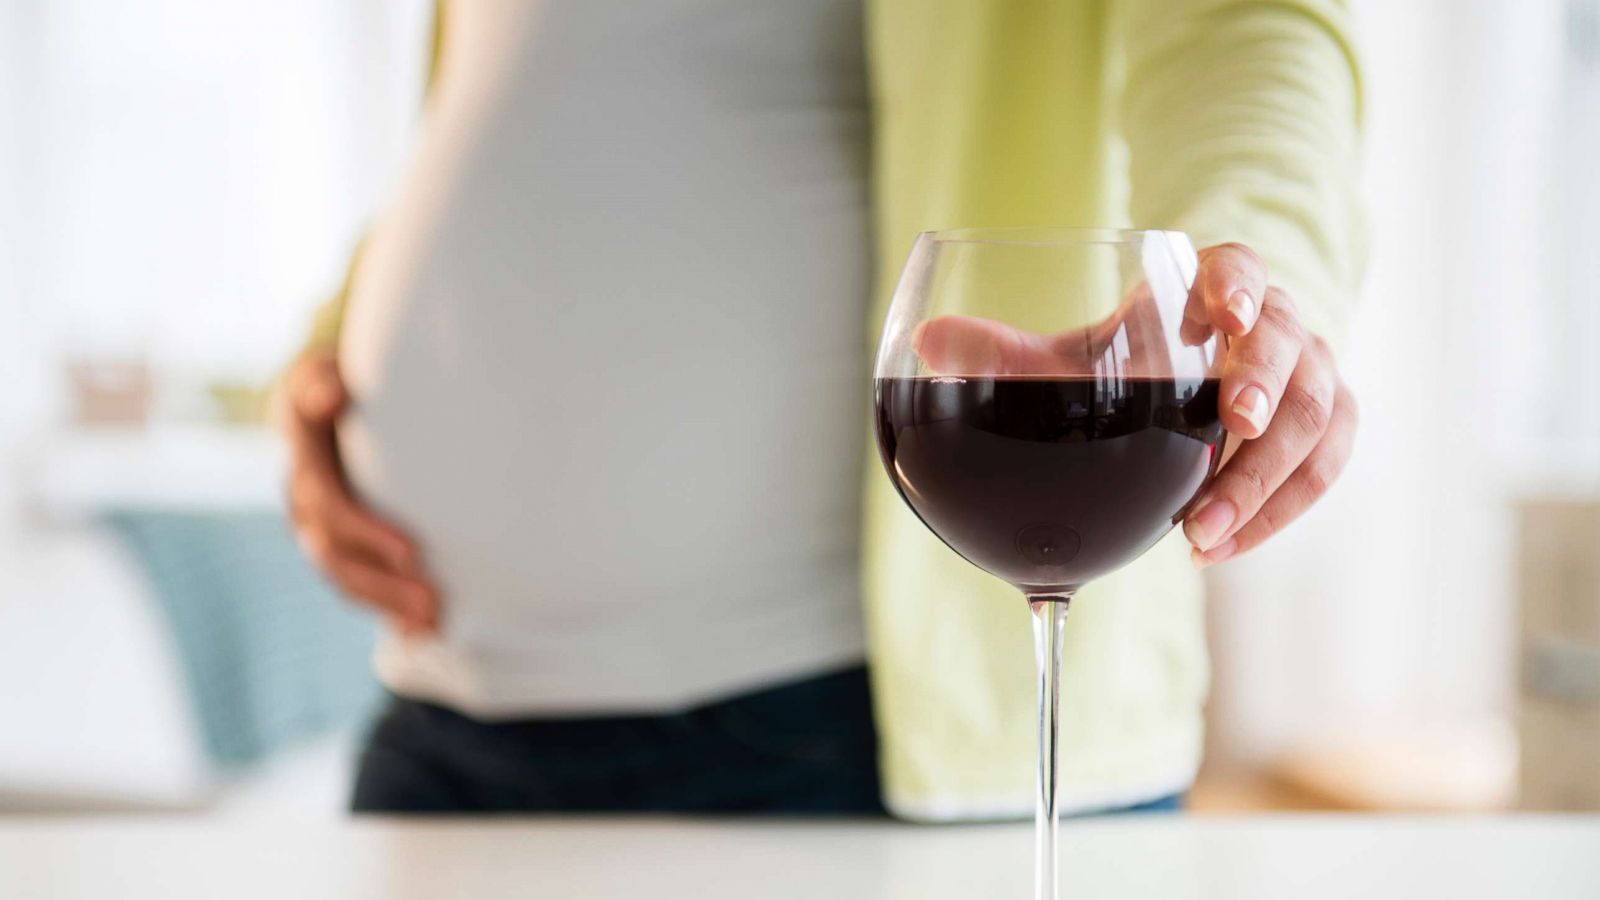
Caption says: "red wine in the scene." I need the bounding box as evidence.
[874,375,1224,593]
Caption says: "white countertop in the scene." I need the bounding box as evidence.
[2,815,1597,899]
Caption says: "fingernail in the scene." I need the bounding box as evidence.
[1183,498,1237,552]
[1192,538,1238,570]
[1226,290,1255,330]
[1232,385,1270,434]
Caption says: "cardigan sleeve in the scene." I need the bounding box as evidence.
[1115,0,1366,343]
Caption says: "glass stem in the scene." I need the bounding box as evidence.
[1029,593,1074,900]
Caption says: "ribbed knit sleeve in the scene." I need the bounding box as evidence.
[1117,0,1366,342]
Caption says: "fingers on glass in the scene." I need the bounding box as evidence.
[1194,243,1269,338]
[913,315,1018,375]
[912,298,1184,381]
[1189,349,1344,563]
[1194,381,1356,567]
[1219,287,1305,438]
[887,230,1214,383]
[913,315,1088,376]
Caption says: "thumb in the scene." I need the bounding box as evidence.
[912,315,1093,377]
[291,354,348,424]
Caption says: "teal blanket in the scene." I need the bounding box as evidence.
[107,511,382,768]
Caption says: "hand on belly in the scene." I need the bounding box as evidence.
[278,350,440,636]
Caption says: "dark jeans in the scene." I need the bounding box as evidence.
[351,664,1185,816]
[352,665,885,814]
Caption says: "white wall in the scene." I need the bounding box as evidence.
[1204,0,1594,788]
[0,0,430,812]
[0,0,428,522]
[2,0,429,388]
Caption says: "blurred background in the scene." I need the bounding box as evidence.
[0,0,1595,817]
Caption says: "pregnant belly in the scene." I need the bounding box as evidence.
[338,335,861,646]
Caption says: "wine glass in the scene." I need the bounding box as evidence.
[871,228,1224,900]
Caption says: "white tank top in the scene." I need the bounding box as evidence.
[338,0,871,715]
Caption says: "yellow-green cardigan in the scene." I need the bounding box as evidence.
[308,0,1364,820]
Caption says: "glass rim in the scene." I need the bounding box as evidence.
[920,226,1186,246]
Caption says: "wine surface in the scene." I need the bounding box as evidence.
[874,375,1225,593]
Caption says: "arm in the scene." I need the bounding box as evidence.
[1118,0,1365,343]
[275,3,448,633]
[1118,0,1365,563]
